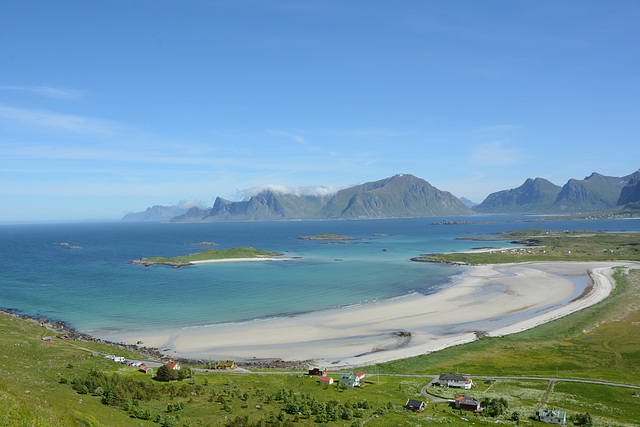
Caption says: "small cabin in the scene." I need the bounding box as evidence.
[455,396,481,412]
[319,376,333,385]
[41,337,52,343]
[405,399,425,412]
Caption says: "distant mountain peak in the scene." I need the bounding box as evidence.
[160,174,471,222]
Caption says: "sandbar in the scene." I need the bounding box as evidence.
[107,261,639,368]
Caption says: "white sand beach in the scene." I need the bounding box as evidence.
[111,261,639,368]
[190,257,297,264]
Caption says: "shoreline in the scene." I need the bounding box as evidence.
[100,260,639,369]
[5,259,637,370]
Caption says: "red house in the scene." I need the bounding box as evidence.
[308,366,327,376]
[166,361,180,370]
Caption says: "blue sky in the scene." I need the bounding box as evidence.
[1,1,639,221]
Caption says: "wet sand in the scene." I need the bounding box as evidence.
[107,261,638,368]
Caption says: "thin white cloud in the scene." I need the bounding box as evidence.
[240,184,342,199]
[0,105,117,135]
[0,85,83,100]
[471,140,523,166]
[268,130,308,145]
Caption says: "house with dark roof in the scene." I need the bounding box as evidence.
[455,396,481,412]
[439,373,472,389]
[405,399,425,412]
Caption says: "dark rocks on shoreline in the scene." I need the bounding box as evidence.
[183,242,218,246]
[431,219,473,225]
[129,259,193,268]
[410,257,476,266]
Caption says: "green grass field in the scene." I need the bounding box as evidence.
[420,229,640,264]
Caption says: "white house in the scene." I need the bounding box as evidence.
[535,408,566,425]
[438,374,472,389]
[339,373,360,387]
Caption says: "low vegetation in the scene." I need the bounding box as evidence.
[418,229,640,264]
[131,247,283,267]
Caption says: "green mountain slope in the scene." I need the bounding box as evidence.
[472,177,561,214]
[551,172,631,213]
[321,174,472,219]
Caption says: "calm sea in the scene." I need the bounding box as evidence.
[1,216,638,337]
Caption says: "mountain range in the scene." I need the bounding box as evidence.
[123,169,640,222]
[165,174,472,222]
[473,170,639,214]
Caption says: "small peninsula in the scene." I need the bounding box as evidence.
[130,247,288,268]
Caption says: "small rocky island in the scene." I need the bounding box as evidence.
[298,234,358,241]
[130,247,286,268]
[431,219,472,225]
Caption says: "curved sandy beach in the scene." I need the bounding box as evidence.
[109,261,639,368]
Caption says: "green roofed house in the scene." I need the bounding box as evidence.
[339,373,361,387]
[534,408,567,425]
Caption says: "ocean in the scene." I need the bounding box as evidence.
[1,216,639,339]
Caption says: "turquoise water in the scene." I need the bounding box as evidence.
[1,216,638,337]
